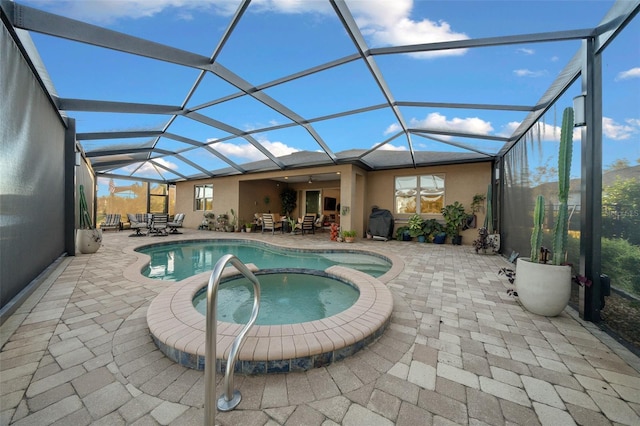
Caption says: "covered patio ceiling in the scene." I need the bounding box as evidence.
[2,0,638,184]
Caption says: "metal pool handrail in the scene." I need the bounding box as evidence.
[205,254,261,426]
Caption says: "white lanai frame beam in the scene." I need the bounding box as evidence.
[5,1,286,172]
[3,0,638,181]
[497,0,639,156]
[208,62,338,163]
[330,0,416,167]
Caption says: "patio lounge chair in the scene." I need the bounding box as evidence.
[149,214,168,236]
[127,213,148,236]
[100,213,121,231]
[261,213,282,235]
[168,213,185,234]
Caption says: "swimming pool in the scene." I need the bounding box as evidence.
[192,271,360,325]
[137,239,391,280]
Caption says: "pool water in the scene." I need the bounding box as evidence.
[137,240,391,280]
[192,272,359,325]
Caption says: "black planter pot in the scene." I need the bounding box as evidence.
[452,235,462,245]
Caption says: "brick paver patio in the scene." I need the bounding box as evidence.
[1,229,639,425]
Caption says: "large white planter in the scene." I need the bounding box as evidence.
[515,257,571,316]
[76,229,103,254]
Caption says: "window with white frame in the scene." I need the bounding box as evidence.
[194,184,213,211]
[395,174,445,214]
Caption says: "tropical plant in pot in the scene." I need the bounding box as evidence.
[407,214,426,242]
[280,187,297,218]
[395,226,411,241]
[514,107,574,317]
[76,184,102,254]
[441,202,469,245]
[421,218,444,243]
[468,193,485,229]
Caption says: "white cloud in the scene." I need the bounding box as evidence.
[384,122,402,135]
[250,0,331,15]
[376,143,407,151]
[409,112,494,135]
[517,48,534,55]
[347,0,469,59]
[212,137,299,161]
[499,116,640,142]
[615,67,640,81]
[31,0,240,24]
[513,69,547,78]
[122,157,178,176]
[36,0,468,60]
[603,116,637,140]
[499,121,521,137]
[500,121,578,141]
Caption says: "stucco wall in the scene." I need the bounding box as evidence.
[365,161,492,241]
[175,176,239,229]
[175,161,492,243]
[175,168,348,231]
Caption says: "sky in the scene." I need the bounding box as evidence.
[15,0,640,196]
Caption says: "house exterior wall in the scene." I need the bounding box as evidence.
[175,166,351,231]
[175,161,492,243]
[365,162,493,241]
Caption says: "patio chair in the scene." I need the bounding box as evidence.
[100,213,121,232]
[127,213,148,236]
[149,214,168,236]
[295,214,316,235]
[261,213,282,235]
[315,214,325,232]
[168,213,185,234]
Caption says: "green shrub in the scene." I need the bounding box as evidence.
[601,237,640,296]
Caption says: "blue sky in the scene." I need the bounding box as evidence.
[17,0,639,195]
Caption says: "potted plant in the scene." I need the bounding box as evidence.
[341,230,357,242]
[468,193,486,229]
[483,184,500,252]
[280,188,297,218]
[244,222,253,232]
[395,226,411,241]
[514,107,574,317]
[407,214,425,242]
[287,217,297,233]
[203,211,216,230]
[472,227,498,254]
[76,184,102,254]
[230,208,238,232]
[216,213,229,231]
[422,219,444,243]
[441,202,469,245]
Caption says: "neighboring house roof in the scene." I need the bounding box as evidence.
[531,165,639,205]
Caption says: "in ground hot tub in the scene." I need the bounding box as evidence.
[146,266,393,374]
